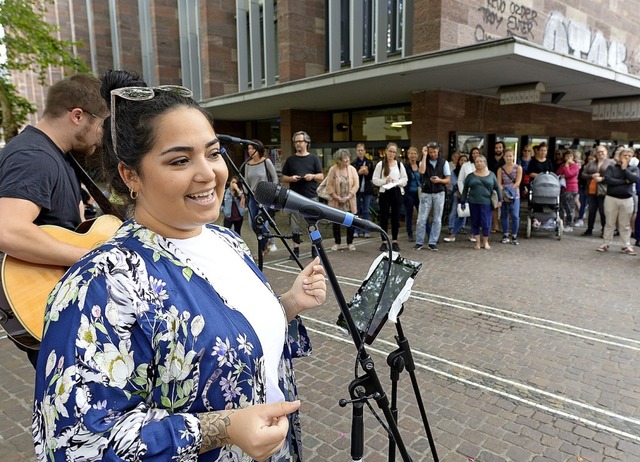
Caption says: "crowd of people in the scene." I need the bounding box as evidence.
[251,138,640,257]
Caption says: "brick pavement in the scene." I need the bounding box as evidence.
[1,218,638,461]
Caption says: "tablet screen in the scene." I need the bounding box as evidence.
[337,254,422,344]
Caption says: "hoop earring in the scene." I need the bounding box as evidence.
[129,189,138,200]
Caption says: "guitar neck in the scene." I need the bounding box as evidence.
[68,153,125,221]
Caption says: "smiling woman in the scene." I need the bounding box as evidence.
[32,69,327,462]
[119,106,227,238]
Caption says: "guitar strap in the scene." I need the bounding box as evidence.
[68,153,125,221]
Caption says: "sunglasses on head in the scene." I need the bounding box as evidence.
[110,85,193,160]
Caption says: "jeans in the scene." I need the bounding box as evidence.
[403,189,419,238]
[416,192,445,245]
[500,198,520,236]
[578,187,587,219]
[356,192,373,221]
[586,195,606,232]
[448,193,466,234]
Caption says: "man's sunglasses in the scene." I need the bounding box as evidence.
[110,85,193,159]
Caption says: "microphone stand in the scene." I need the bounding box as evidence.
[306,221,413,462]
[387,317,439,462]
[220,148,303,270]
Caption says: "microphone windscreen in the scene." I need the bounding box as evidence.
[255,181,287,209]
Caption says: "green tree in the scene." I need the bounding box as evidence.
[0,0,89,141]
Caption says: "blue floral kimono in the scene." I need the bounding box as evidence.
[32,220,311,461]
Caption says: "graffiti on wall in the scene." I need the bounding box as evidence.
[475,0,539,42]
[542,12,628,73]
[474,3,630,73]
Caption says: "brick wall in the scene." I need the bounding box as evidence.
[412,89,640,151]
[152,0,182,83]
[279,109,332,159]
[277,0,326,82]
[200,2,238,98]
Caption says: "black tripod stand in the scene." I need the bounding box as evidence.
[305,221,426,462]
[220,147,304,271]
[386,318,439,462]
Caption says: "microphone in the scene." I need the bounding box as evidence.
[216,134,261,147]
[255,182,382,232]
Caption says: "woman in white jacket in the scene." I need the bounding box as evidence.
[372,142,408,252]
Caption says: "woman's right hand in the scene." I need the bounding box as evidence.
[201,401,301,461]
[230,401,300,460]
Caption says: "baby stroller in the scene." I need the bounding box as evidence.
[526,172,563,240]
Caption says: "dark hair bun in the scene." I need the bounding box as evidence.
[100,70,147,104]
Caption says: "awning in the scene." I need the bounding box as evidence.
[200,37,640,122]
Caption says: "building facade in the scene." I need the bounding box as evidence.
[12,0,640,166]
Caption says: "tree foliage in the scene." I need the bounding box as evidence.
[0,0,89,141]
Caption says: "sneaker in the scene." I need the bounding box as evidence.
[564,226,573,233]
[596,244,609,252]
[500,235,510,244]
[380,242,388,252]
[363,233,371,238]
[574,219,584,227]
[330,244,340,251]
[392,242,401,252]
[348,244,356,251]
[408,236,415,242]
[635,240,640,247]
[289,248,300,260]
[269,243,278,252]
[413,243,423,250]
[621,246,637,256]
[468,237,477,243]
[458,228,468,235]
[582,229,593,236]
[428,244,438,251]
[511,236,519,245]
[444,236,456,242]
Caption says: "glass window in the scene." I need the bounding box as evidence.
[337,0,404,64]
[350,106,411,141]
[457,133,486,156]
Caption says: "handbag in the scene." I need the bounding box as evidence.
[491,190,499,209]
[457,203,471,218]
[596,182,607,196]
[316,176,332,201]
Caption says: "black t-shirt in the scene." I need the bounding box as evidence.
[488,155,505,173]
[0,126,82,230]
[282,153,322,198]
[527,158,554,176]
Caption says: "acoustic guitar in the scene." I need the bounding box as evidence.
[0,215,122,349]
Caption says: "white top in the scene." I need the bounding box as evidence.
[168,227,286,403]
[458,161,477,192]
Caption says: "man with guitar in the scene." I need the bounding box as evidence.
[0,74,109,367]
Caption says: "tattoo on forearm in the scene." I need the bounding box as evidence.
[198,411,234,453]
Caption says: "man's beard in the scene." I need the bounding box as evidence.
[74,126,100,156]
